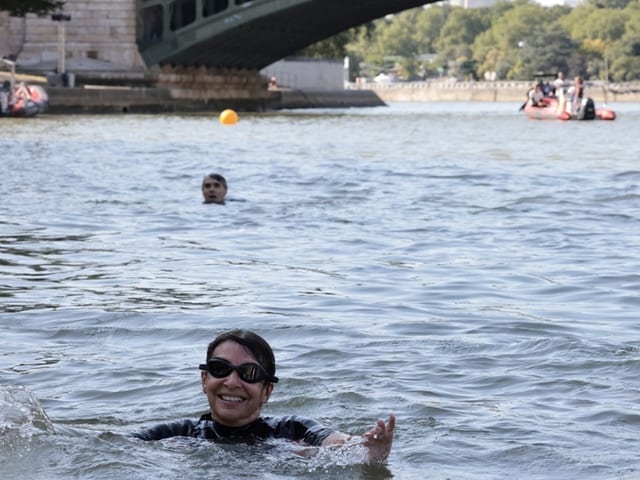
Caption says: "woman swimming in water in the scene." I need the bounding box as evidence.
[132,329,395,464]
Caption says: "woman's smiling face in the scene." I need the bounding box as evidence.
[201,340,273,427]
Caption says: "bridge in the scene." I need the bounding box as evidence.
[137,0,437,70]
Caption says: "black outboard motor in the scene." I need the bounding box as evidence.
[574,97,596,120]
[583,98,596,120]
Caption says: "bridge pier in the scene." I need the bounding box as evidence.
[156,65,272,103]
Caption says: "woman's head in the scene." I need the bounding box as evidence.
[201,330,277,427]
[206,329,277,381]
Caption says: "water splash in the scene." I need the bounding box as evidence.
[0,385,55,437]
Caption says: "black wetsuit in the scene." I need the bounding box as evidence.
[132,413,334,446]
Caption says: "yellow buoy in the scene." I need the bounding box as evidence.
[219,109,239,125]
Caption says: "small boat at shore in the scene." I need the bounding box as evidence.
[523,96,615,121]
[1,58,49,118]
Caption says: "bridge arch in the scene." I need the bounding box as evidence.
[136,0,436,69]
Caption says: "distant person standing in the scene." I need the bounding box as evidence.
[202,173,228,204]
[553,71,568,112]
[568,75,585,114]
[570,76,584,103]
[552,71,566,96]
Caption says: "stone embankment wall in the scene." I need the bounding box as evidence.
[0,12,25,59]
[356,81,640,103]
[156,65,271,103]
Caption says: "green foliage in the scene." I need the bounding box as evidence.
[299,0,639,82]
[297,30,355,59]
[414,4,451,53]
[435,7,490,54]
[0,0,65,16]
[585,0,633,7]
[564,7,627,42]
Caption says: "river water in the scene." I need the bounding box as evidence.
[1,102,639,480]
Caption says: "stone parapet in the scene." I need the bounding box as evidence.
[355,81,640,103]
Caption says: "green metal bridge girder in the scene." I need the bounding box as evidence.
[138,0,310,68]
[137,0,436,70]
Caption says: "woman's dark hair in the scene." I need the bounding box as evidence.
[206,329,276,380]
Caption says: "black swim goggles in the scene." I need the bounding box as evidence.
[199,357,279,384]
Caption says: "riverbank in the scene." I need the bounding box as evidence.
[357,80,640,103]
[13,76,640,114]
[41,85,386,113]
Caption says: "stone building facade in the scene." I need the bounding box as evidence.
[1,0,145,71]
[0,0,276,109]
[0,13,25,60]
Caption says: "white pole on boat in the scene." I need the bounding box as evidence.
[603,50,609,106]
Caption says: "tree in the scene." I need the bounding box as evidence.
[472,3,565,80]
[0,0,65,16]
[320,1,638,82]
[378,10,422,59]
[297,30,356,59]
[346,19,392,78]
[585,0,633,8]
[561,2,635,80]
[608,3,640,81]
[566,8,627,42]
[413,4,451,54]
[431,7,490,78]
[435,7,490,55]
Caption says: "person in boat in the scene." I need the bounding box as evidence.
[202,173,228,204]
[0,81,10,115]
[132,329,396,464]
[553,71,568,112]
[552,71,566,96]
[528,82,546,107]
[568,75,584,113]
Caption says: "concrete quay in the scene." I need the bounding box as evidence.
[32,76,640,114]
[27,60,384,113]
[42,85,386,113]
[359,80,640,104]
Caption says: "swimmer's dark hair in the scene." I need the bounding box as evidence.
[206,329,276,380]
[204,173,227,190]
